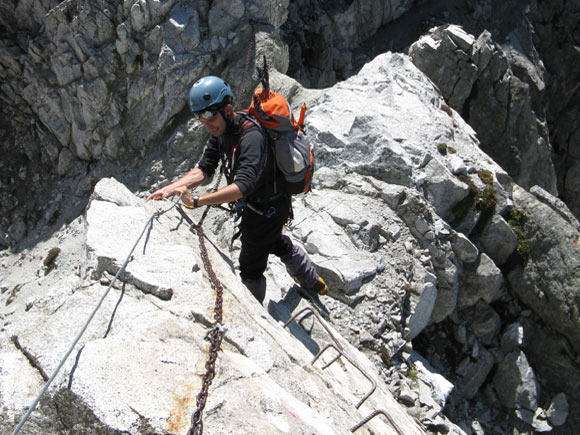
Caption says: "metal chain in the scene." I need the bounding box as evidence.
[187,38,254,433]
[185,171,227,435]
[187,221,226,435]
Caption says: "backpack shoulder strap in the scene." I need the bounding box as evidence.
[239,112,269,181]
[240,112,266,136]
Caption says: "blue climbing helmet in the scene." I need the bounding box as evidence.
[188,76,233,113]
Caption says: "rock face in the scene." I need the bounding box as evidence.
[1,178,423,434]
[507,185,580,354]
[2,2,580,435]
[409,24,558,197]
[0,0,289,248]
[282,0,413,87]
[400,1,580,220]
[2,50,579,434]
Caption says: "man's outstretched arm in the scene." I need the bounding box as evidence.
[146,167,208,201]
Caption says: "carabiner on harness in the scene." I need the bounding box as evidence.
[265,206,276,218]
[243,202,277,218]
[233,200,245,222]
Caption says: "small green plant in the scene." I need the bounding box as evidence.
[451,171,497,231]
[448,146,457,154]
[5,284,22,306]
[475,170,496,209]
[437,143,448,155]
[506,207,530,269]
[441,104,453,117]
[407,363,418,381]
[471,170,496,234]
[508,207,526,228]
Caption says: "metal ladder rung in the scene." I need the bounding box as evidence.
[351,409,405,434]
[283,305,343,351]
[284,306,404,434]
[312,343,376,409]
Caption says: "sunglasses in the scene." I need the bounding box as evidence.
[195,109,219,121]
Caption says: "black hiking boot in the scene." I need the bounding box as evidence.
[312,276,328,295]
[292,276,330,319]
[292,275,328,296]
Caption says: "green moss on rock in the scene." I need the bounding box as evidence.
[505,207,530,270]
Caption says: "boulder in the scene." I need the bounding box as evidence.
[409,25,478,109]
[475,213,518,266]
[507,185,580,354]
[546,393,569,427]
[500,323,525,353]
[457,253,504,309]
[455,346,494,399]
[492,350,539,412]
[469,301,501,346]
[0,178,424,434]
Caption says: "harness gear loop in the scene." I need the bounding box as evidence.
[243,201,277,218]
[266,206,276,218]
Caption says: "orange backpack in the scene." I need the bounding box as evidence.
[244,58,314,194]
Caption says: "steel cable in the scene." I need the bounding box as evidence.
[11,196,180,435]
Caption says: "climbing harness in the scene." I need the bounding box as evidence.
[11,196,181,435]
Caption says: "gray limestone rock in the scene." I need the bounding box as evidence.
[500,323,524,353]
[455,346,494,399]
[2,6,580,431]
[450,233,479,264]
[508,185,580,354]
[419,157,472,222]
[546,393,569,427]
[469,301,501,346]
[492,350,539,411]
[1,178,424,435]
[457,253,504,309]
[410,24,558,197]
[476,212,518,266]
[532,407,552,432]
[409,25,479,110]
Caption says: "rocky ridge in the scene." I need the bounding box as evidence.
[1,1,580,434]
[2,51,580,433]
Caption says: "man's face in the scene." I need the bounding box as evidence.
[199,111,226,137]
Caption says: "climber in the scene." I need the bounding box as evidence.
[147,75,327,303]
